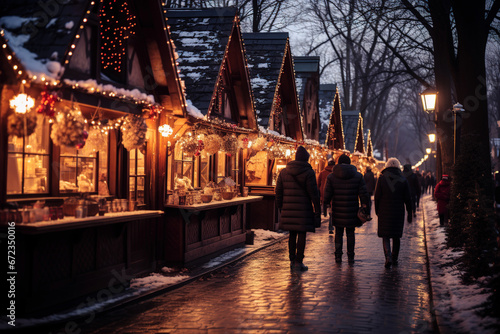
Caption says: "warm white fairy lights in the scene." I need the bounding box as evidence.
[10,93,34,114]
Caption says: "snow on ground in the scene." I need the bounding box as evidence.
[0,229,286,329]
[423,195,497,333]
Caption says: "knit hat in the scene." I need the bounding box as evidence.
[337,154,351,165]
[385,157,401,169]
[295,146,310,162]
[442,174,449,180]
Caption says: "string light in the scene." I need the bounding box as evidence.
[99,0,137,72]
[10,93,34,114]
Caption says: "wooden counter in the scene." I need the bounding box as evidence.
[4,210,163,315]
[161,196,263,265]
[246,186,280,231]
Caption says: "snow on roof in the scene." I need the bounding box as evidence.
[64,79,156,104]
[166,9,236,115]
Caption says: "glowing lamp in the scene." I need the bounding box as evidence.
[428,133,436,143]
[158,124,173,137]
[10,93,34,114]
[420,87,437,113]
[426,148,431,154]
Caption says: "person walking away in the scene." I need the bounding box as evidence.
[416,170,424,207]
[276,146,321,271]
[424,172,431,194]
[434,174,451,226]
[403,164,420,218]
[374,158,412,268]
[318,159,335,234]
[323,154,370,263]
[364,166,376,211]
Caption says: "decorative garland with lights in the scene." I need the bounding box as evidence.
[120,114,147,151]
[51,105,88,149]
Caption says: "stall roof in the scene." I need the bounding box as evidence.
[294,56,320,141]
[243,32,302,139]
[0,0,186,111]
[319,84,337,143]
[342,110,360,153]
[325,86,345,150]
[165,7,256,128]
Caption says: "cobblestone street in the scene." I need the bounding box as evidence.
[64,200,435,334]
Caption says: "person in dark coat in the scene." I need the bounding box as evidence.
[403,164,420,218]
[415,170,424,207]
[318,159,335,234]
[276,146,321,271]
[434,175,451,226]
[323,154,370,263]
[364,166,376,211]
[374,158,412,268]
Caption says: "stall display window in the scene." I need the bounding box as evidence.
[7,116,50,195]
[129,148,145,204]
[173,147,194,187]
[216,151,226,183]
[59,146,98,193]
[199,154,210,189]
[272,158,288,186]
[244,151,269,186]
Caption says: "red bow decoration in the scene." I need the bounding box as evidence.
[37,91,60,117]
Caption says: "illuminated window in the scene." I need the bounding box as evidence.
[7,116,50,195]
[59,146,98,193]
[129,147,145,204]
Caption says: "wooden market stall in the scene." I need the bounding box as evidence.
[294,56,321,142]
[242,32,306,231]
[0,0,185,315]
[161,7,261,265]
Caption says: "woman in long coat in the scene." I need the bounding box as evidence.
[276,146,321,271]
[374,158,412,268]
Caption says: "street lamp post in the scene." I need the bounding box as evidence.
[452,103,464,164]
[421,87,440,179]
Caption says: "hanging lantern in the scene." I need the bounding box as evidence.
[10,93,35,114]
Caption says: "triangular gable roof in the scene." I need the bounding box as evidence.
[166,7,256,129]
[0,0,186,112]
[325,86,345,150]
[342,110,360,153]
[243,32,302,139]
[294,56,320,141]
[366,130,373,157]
[318,84,336,144]
[354,114,365,153]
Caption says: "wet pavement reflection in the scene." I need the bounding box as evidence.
[75,203,435,333]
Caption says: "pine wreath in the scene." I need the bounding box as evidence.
[222,134,238,156]
[121,114,148,151]
[251,136,267,152]
[51,106,87,148]
[7,111,37,138]
[203,134,222,155]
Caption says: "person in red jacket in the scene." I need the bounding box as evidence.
[434,175,451,226]
[318,159,335,234]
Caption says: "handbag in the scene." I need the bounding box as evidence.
[357,205,372,225]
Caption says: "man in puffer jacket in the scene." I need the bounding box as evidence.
[323,154,370,263]
[276,146,321,271]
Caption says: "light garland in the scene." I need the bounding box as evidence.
[159,124,173,137]
[99,0,137,73]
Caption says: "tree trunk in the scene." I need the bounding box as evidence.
[453,0,491,175]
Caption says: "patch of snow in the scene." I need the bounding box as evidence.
[46,18,57,28]
[64,79,155,104]
[423,195,497,333]
[46,61,61,75]
[258,63,269,68]
[0,16,38,30]
[251,76,271,89]
[186,99,205,119]
[65,21,74,30]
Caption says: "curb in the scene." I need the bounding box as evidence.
[421,197,453,334]
[6,232,290,333]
